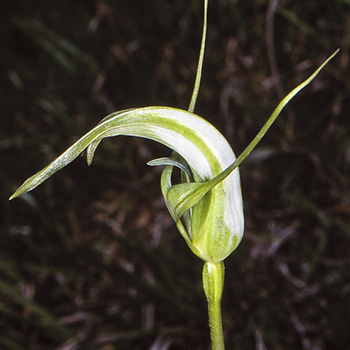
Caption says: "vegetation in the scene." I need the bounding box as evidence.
[1,0,350,349]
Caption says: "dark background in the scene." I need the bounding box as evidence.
[1,0,350,349]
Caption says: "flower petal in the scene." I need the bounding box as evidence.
[10,107,238,200]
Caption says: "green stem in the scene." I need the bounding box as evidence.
[202,261,225,350]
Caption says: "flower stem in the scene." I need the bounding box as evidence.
[202,261,225,350]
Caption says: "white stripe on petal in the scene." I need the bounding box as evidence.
[151,108,237,175]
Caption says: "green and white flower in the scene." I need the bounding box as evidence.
[9,44,338,264]
[10,49,338,267]
[10,106,244,263]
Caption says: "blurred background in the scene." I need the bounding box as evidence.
[1,0,350,349]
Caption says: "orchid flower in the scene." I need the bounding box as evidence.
[9,0,338,347]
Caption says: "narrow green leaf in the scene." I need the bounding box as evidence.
[188,0,208,113]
